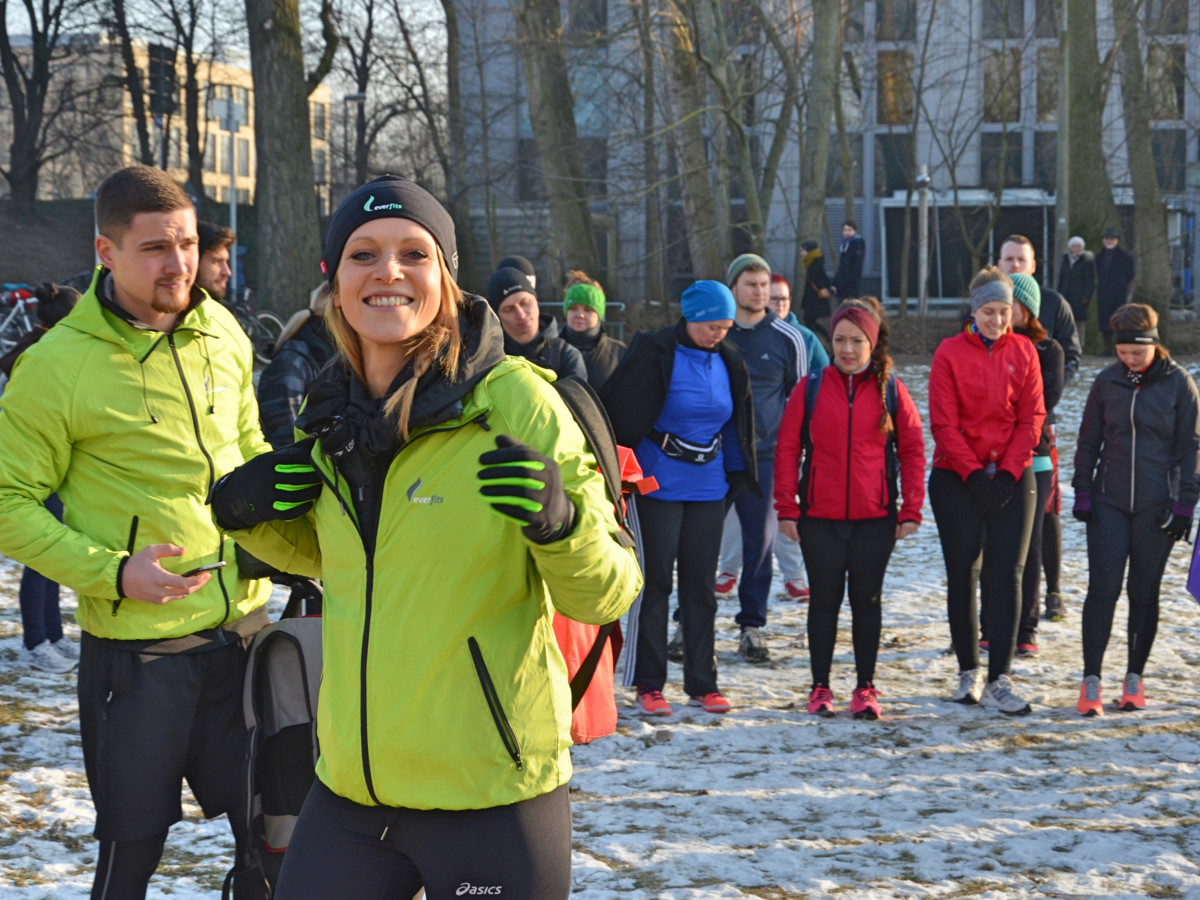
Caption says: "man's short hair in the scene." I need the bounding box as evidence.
[95,166,193,243]
[1002,234,1034,251]
[842,219,858,232]
[198,221,236,257]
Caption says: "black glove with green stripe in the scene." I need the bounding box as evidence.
[477,434,576,545]
[209,440,322,530]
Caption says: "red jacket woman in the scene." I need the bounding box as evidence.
[774,298,926,720]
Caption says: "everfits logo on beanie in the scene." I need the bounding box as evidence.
[322,175,459,283]
[681,280,736,323]
[486,267,534,312]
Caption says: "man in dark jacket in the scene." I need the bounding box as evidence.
[997,235,1081,381]
[486,266,587,381]
[722,253,809,663]
[1095,228,1136,354]
[800,240,833,339]
[833,220,866,300]
[1056,235,1096,348]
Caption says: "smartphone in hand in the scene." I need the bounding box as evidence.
[182,561,227,577]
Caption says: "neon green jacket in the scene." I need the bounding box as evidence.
[233,304,641,810]
[0,269,272,639]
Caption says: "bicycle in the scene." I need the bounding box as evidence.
[0,286,37,356]
[222,287,285,366]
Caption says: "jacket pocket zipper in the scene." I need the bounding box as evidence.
[467,637,524,771]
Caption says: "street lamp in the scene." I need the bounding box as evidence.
[342,92,367,198]
[915,164,932,317]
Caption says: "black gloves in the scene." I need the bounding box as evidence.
[209,441,322,530]
[478,435,576,545]
[1072,491,1092,523]
[1160,504,1194,543]
[967,469,1014,515]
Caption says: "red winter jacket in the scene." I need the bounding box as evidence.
[928,327,1045,481]
[775,366,927,524]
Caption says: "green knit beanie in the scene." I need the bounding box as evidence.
[563,282,606,320]
[1009,272,1041,319]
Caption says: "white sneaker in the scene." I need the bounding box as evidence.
[21,640,77,673]
[949,668,984,705]
[979,674,1032,716]
[51,636,79,660]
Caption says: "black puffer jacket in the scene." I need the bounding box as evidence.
[599,319,759,496]
[505,314,588,382]
[561,323,626,390]
[1073,356,1200,514]
[257,314,336,449]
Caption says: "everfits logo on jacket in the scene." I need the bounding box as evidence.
[406,477,444,504]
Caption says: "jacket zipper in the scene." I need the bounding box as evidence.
[313,413,492,804]
[166,335,231,625]
[845,374,857,518]
[467,637,524,770]
[1129,386,1139,511]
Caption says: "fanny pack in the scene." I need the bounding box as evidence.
[648,428,722,464]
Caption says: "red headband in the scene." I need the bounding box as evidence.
[830,306,880,348]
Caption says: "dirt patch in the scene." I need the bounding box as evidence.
[0,200,97,287]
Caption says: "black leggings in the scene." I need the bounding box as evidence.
[798,516,895,688]
[979,468,1052,645]
[1082,501,1175,678]
[634,494,726,697]
[929,467,1036,682]
[275,780,572,900]
[1043,511,1062,595]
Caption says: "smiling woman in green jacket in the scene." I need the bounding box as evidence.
[209,176,641,900]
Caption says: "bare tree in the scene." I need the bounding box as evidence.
[795,0,838,246]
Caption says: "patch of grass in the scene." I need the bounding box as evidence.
[0,696,39,727]
[1144,884,1184,898]
[896,850,918,863]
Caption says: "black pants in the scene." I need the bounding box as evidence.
[979,468,1052,645]
[275,780,571,900]
[798,516,895,688]
[78,635,260,898]
[929,467,1036,682]
[634,494,725,697]
[1082,501,1175,678]
[1043,511,1062,595]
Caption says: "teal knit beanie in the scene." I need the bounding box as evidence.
[564,282,605,320]
[1010,273,1041,319]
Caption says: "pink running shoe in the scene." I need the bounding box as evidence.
[1118,673,1145,711]
[807,686,836,717]
[688,692,732,714]
[714,572,738,598]
[850,685,882,720]
[783,578,810,602]
[635,689,671,716]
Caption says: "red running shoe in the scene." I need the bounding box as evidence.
[1118,673,1145,711]
[850,685,882,720]
[635,689,672,716]
[783,578,810,602]
[688,692,732,714]
[714,572,738,598]
[1077,676,1103,717]
[807,686,836,717]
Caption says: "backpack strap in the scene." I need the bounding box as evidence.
[798,368,823,515]
[569,621,615,710]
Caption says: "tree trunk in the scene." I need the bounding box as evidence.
[1063,0,1116,250]
[244,0,323,315]
[110,0,155,166]
[439,0,475,288]
[666,12,721,279]
[795,0,839,267]
[1113,0,1169,340]
[510,0,600,275]
[634,0,665,310]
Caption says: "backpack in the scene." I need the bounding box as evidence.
[799,368,900,516]
[223,582,323,900]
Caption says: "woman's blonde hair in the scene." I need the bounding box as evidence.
[325,248,467,439]
[968,265,1012,295]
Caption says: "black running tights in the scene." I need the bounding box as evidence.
[798,516,895,688]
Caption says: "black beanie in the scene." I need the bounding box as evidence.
[496,254,536,288]
[322,175,458,284]
[486,267,534,312]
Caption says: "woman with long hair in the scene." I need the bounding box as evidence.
[928,267,1045,716]
[774,297,925,719]
[209,176,641,899]
[1073,302,1200,715]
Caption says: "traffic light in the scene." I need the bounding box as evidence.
[148,43,177,116]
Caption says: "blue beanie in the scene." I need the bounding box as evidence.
[681,280,736,323]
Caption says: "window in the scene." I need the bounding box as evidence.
[875,133,914,196]
[984,48,1021,123]
[1033,0,1059,37]
[565,0,607,41]
[1036,47,1057,123]
[980,131,1022,188]
[169,128,182,169]
[827,133,864,197]
[204,139,216,173]
[840,50,866,130]
[313,149,327,185]
[236,188,251,205]
[237,138,250,177]
[1034,130,1056,190]
[233,86,249,126]
[517,138,546,202]
[579,137,608,198]
[1145,0,1187,35]
[982,0,1023,40]
[876,51,914,125]
[220,137,231,175]
[1147,44,1186,120]
[876,0,916,41]
[1152,129,1186,192]
[844,0,865,43]
[311,102,327,141]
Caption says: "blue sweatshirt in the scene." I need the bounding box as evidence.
[727,310,810,461]
[635,344,744,501]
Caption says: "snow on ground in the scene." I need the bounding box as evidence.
[3,360,1200,899]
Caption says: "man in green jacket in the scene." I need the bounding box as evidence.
[0,166,272,898]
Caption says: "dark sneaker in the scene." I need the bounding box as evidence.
[666,627,684,663]
[738,627,770,663]
[1043,592,1066,622]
